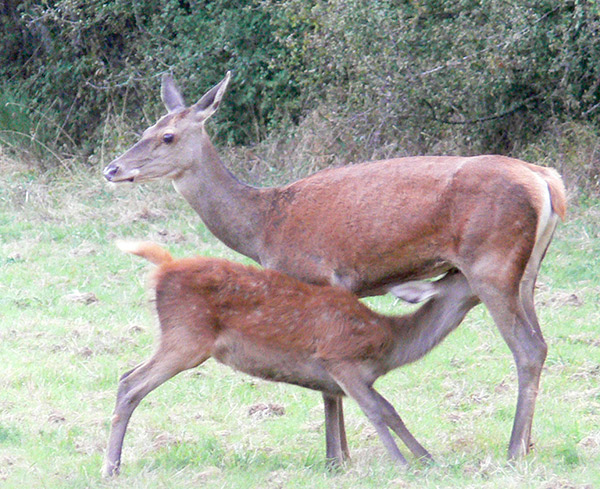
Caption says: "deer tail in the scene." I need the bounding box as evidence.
[116,240,174,266]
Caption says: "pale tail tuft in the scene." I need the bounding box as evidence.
[115,240,173,266]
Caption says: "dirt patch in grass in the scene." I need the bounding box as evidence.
[248,403,286,419]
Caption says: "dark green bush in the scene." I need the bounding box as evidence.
[267,0,600,157]
[0,0,299,158]
[1,0,599,180]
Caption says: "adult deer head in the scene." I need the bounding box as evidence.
[103,72,231,183]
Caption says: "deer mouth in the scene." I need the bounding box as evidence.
[103,164,140,183]
[107,174,136,183]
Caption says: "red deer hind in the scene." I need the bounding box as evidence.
[103,72,567,462]
[102,241,479,477]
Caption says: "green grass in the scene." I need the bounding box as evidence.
[1,157,599,488]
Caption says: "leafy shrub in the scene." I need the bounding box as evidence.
[267,0,600,159]
[1,0,599,188]
[0,0,299,159]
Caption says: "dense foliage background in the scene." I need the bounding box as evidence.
[1,0,599,189]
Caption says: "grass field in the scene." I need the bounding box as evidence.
[1,156,599,488]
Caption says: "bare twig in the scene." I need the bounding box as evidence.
[416,5,562,77]
[422,96,538,125]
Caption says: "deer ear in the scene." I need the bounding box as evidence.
[388,281,438,304]
[161,74,186,112]
[192,71,231,121]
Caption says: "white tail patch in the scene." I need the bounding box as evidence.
[522,178,559,286]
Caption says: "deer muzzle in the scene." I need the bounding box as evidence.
[103,162,138,183]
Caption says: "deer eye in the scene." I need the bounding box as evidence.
[162,133,175,144]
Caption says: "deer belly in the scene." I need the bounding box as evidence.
[211,335,344,395]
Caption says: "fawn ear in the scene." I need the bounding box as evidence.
[388,281,438,304]
[161,74,186,112]
[191,71,231,122]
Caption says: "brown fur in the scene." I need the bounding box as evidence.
[154,256,394,364]
[103,74,567,462]
[102,242,478,477]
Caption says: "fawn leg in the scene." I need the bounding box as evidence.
[372,390,433,462]
[323,393,345,465]
[333,372,409,466]
[102,347,208,477]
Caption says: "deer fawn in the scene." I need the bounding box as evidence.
[102,241,479,476]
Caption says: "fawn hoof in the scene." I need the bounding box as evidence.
[419,452,435,466]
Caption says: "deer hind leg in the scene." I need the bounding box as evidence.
[495,295,546,460]
[102,343,210,477]
[467,208,559,459]
[509,212,559,458]
[332,371,410,466]
[466,263,547,460]
[371,390,433,463]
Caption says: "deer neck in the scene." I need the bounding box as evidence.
[385,295,478,371]
[172,131,266,262]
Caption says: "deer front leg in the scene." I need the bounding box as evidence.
[103,348,208,477]
[337,397,350,460]
[322,394,350,466]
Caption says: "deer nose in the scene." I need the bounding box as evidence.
[103,163,119,181]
